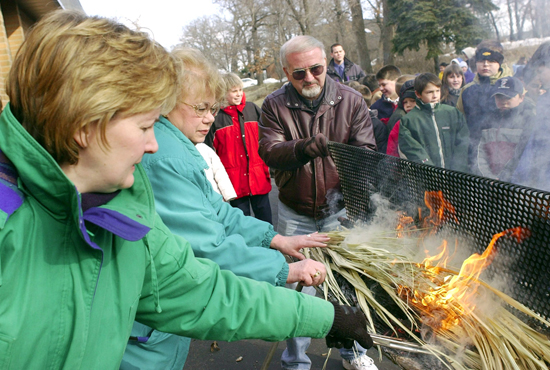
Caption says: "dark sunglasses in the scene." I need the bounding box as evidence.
[291,64,324,80]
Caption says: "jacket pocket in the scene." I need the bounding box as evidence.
[0,333,14,369]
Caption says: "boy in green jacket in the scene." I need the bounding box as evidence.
[399,73,470,172]
[0,10,372,369]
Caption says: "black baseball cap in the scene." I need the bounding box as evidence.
[491,77,524,99]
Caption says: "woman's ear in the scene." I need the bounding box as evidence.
[73,126,89,148]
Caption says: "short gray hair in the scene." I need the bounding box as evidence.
[280,35,326,69]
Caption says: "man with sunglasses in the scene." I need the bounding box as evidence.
[259,35,378,370]
[327,43,367,83]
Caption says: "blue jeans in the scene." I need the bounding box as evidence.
[277,201,366,369]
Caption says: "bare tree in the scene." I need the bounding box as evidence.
[347,0,373,72]
[215,0,273,84]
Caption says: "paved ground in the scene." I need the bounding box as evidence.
[185,180,402,369]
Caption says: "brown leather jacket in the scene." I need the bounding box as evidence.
[259,78,376,219]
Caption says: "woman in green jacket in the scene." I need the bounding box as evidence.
[122,47,335,369]
[0,11,372,369]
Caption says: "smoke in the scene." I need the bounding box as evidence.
[342,191,518,367]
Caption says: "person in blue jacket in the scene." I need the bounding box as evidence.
[121,47,334,369]
[512,42,550,191]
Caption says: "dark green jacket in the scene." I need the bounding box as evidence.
[398,99,470,172]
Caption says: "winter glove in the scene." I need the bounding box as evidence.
[296,134,329,162]
[326,301,374,350]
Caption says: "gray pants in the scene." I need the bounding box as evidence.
[277,201,366,369]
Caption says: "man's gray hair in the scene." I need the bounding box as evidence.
[280,35,326,69]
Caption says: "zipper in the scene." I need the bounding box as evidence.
[430,105,446,168]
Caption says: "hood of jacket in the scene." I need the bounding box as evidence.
[222,91,247,117]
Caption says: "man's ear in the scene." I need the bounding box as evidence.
[415,91,422,99]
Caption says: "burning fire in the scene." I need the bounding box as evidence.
[398,191,531,332]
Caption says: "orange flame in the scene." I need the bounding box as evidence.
[413,227,530,330]
[394,191,531,332]
[422,191,458,231]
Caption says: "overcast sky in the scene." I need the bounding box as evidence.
[79,0,220,49]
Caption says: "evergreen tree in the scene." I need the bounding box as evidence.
[388,0,497,69]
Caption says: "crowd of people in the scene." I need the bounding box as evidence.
[1,8,550,370]
[333,40,548,188]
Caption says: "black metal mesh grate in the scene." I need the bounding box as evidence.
[329,141,550,322]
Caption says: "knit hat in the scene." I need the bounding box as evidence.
[459,61,468,69]
[399,79,416,101]
[462,47,476,60]
[491,76,524,99]
[476,48,504,66]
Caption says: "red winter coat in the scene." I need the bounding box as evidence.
[206,93,271,198]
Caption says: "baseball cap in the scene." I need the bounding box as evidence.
[491,77,524,99]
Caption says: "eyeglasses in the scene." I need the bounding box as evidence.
[291,64,324,80]
[182,101,220,117]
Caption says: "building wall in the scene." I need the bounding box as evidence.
[0,0,72,106]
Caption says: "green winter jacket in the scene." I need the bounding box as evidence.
[398,99,470,172]
[0,104,334,369]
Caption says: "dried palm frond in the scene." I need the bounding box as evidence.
[306,228,550,370]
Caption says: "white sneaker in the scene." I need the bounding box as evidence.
[342,354,379,370]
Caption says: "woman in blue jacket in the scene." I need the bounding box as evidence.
[122,47,337,369]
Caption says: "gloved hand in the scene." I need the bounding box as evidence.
[301,134,329,160]
[326,302,374,350]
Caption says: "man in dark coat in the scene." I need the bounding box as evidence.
[326,43,366,83]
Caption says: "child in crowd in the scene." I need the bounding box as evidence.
[206,73,273,223]
[387,79,416,157]
[352,84,389,153]
[195,143,237,201]
[470,76,535,181]
[387,74,416,132]
[438,62,449,80]
[440,64,465,107]
[460,60,475,84]
[362,74,382,104]
[399,73,469,172]
[512,42,550,190]
[457,40,512,166]
[370,65,402,123]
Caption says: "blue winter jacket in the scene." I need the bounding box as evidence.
[512,91,550,191]
[122,116,289,369]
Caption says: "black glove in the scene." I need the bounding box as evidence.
[297,134,329,162]
[326,302,374,350]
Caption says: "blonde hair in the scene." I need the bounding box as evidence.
[222,73,243,92]
[170,47,226,104]
[7,10,179,165]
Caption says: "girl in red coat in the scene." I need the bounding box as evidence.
[206,73,273,223]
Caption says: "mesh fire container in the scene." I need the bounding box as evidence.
[328,141,550,323]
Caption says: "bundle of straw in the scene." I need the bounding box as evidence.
[306,229,550,370]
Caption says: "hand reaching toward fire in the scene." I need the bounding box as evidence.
[270,232,330,260]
